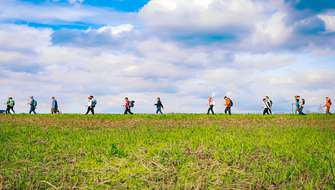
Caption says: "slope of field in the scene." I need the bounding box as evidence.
[0,114,335,189]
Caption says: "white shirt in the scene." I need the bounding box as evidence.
[88,99,93,107]
[209,99,215,106]
[263,100,271,109]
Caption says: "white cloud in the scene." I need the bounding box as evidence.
[140,0,267,31]
[318,14,335,32]
[93,24,134,37]
[0,51,27,63]
[140,0,288,37]
[234,52,296,70]
[0,24,52,51]
[249,12,293,46]
[138,0,296,52]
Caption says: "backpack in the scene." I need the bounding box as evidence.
[32,100,37,107]
[92,99,97,107]
[130,100,135,108]
[53,100,58,108]
[302,99,305,105]
[8,100,15,107]
[230,99,234,107]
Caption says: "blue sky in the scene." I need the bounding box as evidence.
[0,0,335,113]
[292,0,335,12]
[21,0,150,12]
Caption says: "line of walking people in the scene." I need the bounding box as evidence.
[1,95,333,115]
[207,95,332,115]
[207,96,268,115]
[86,96,162,115]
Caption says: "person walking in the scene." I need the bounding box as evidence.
[325,97,332,115]
[155,97,164,114]
[263,97,271,115]
[29,96,37,114]
[124,97,134,115]
[51,97,59,114]
[224,96,233,115]
[6,97,15,114]
[295,96,301,114]
[85,96,96,115]
[295,96,306,115]
[207,96,215,115]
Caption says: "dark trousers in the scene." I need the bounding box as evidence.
[156,107,163,114]
[29,106,36,114]
[51,108,59,114]
[124,108,133,115]
[86,106,95,115]
[263,108,270,115]
[207,105,214,115]
[6,106,15,114]
[326,107,331,115]
[225,107,231,115]
[299,107,306,115]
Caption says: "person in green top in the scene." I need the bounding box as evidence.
[6,97,15,114]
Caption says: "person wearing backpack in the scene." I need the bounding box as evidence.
[124,97,134,115]
[85,96,96,115]
[263,97,271,115]
[155,97,164,114]
[224,96,232,115]
[207,96,215,115]
[6,97,15,114]
[295,96,301,114]
[29,96,37,114]
[51,97,59,114]
[325,97,332,115]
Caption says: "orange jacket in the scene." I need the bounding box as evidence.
[326,99,332,108]
[225,98,231,107]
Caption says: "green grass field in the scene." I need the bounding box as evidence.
[1,114,335,189]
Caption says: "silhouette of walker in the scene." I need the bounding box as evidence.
[51,97,60,114]
[325,97,332,115]
[28,96,37,114]
[124,97,134,115]
[6,97,15,114]
[155,97,164,114]
[85,96,97,115]
[262,97,272,115]
[224,96,233,115]
[207,96,215,115]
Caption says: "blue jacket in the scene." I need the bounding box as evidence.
[52,100,58,109]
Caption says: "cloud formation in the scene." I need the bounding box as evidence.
[319,14,335,32]
[0,0,334,114]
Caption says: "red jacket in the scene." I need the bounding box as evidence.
[124,100,130,109]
